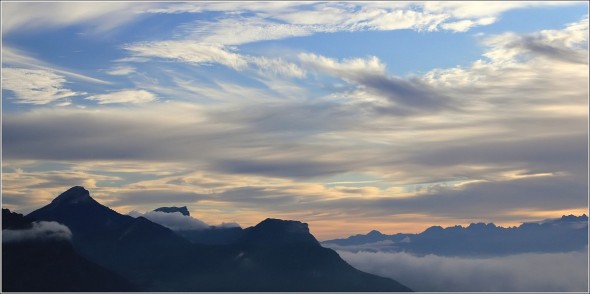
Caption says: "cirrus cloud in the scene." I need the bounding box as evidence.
[2,68,83,105]
[86,89,156,104]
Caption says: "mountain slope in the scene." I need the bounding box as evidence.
[224,218,412,291]
[27,186,196,290]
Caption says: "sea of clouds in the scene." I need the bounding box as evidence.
[338,249,589,292]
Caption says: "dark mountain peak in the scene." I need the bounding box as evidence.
[154,206,190,216]
[367,229,383,236]
[467,222,497,230]
[423,225,443,233]
[50,186,95,206]
[240,218,319,246]
[560,214,588,222]
[3,208,34,230]
[256,218,310,232]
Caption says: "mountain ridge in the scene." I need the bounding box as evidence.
[323,215,589,256]
[13,186,412,292]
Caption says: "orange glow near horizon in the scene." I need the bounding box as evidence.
[110,206,590,241]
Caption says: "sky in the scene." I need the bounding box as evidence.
[1,1,588,240]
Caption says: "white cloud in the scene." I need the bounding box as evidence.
[125,39,306,78]
[248,56,306,78]
[125,41,248,70]
[299,53,386,79]
[122,2,586,74]
[424,16,588,97]
[481,16,588,64]
[143,1,299,15]
[359,8,448,32]
[141,1,585,43]
[105,66,136,76]
[2,68,83,104]
[86,89,156,104]
[185,17,318,46]
[122,2,585,77]
[441,17,496,32]
[421,1,579,19]
[131,211,209,231]
[3,221,72,243]
[3,46,111,85]
[1,2,156,35]
[338,250,589,292]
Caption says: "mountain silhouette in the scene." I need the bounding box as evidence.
[220,218,412,291]
[154,206,190,216]
[239,218,320,246]
[324,215,589,256]
[2,209,136,291]
[20,186,411,291]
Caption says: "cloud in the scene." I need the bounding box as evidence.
[132,211,209,231]
[2,15,587,236]
[299,53,451,112]
[108,190,209,207]
[248,57,306,78]
[3,221,72,243]
[480,16,588,65]
[105,66,136,76]
[121,3,586,79]
[142,1,299,15]
[440,17,495,32]
[214,158,352,179]
[122,2,585,75]
[421,1,580,19]
[2,68,83,104]
[1,2,156,35]
[182,16,319,46]
[125,41,248,70]
[128,210,241,231]
[322,173,588,220]
[338,250,589,292]
[86,89,156,104]
[143,1,584,37]
[3,46,111,85]
[125,40,305,78]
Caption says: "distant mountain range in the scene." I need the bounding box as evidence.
[323,215,588,256]
[2,186,411,292]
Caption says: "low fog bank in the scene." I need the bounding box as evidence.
[338,249,588,292]
[3,221,72,243]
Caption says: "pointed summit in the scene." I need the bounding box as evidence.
[367,229,383,236]
[51,186,94,206]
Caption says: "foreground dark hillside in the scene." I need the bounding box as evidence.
[2,209,136,292]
